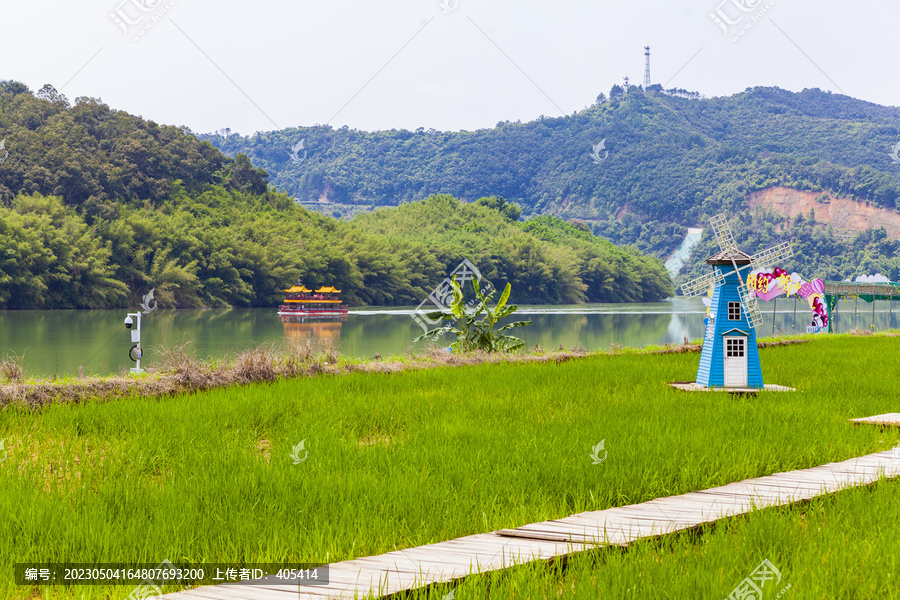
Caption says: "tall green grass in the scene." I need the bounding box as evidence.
[0,337,897,599]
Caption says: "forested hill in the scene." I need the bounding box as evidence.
[0,81,670,309]
[204,86,900,259]
[0,81,269,213]
[350,195,672,304]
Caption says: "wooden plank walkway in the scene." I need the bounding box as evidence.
[161,449,900,600]
[850,412,900,426]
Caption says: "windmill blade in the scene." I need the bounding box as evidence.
[709,213,738,252]
[738,285,764,329]
[680,269,726,298]
[750,241,794,269]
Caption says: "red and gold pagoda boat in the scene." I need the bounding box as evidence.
[278,285,348,319]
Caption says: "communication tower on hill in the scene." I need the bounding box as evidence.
[643,46,652,87]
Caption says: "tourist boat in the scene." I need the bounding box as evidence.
[278,285,349,320]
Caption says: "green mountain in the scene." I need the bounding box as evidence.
[204,86,900,282]
[207,86,900,218]
[0,81,670,308]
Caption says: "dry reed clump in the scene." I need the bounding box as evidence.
[279,337,340,379]
[0,353,24,383]
[0,376,175,410]
[284,337,319,364]
[424,344,454,363]
[846,327,874,337]
[420,344,504,367]
[230,345,279,384]
[606,342,626,354]
[653,342,703,354]
[154,340,216,390]
[316,336,340,364]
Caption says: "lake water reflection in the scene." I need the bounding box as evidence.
[0,296,895,378]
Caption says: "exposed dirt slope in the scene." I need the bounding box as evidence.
[747,187,900,239]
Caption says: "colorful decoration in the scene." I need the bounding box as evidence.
[703,286,715,341]
[747,268,828,332]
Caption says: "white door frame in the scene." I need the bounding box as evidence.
[723,336,748,387]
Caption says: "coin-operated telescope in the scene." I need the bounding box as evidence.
[124,312,144,374]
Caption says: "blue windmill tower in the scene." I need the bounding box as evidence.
[680,214,793,389]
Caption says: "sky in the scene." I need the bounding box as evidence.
[2,1,897,136]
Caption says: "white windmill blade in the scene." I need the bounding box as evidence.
[681,269,726,298]
[750,241,794,269]
[738,285,764,329]
[709,213,738,252]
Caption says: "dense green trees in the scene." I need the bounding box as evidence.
[0,194,126,308]
[0,84,225,209]
[522,216,672,302]
[475,195,522,221]
[351,196,672,303]
[0,191,671,309]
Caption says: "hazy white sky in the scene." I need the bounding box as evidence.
[2,1,896,135]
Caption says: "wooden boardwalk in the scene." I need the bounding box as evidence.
[162,449,900,600]
[850,412,900,426]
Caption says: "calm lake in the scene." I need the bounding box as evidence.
[0,297,896,378]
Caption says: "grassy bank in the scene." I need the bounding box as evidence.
[0,334,898,599]
[0,331,845,408]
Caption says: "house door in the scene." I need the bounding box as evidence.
[724,337,747,387]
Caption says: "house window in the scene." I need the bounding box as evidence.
[726,338,745,357]
[728,302,741,321]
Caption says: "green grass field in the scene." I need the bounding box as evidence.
[1,335,898,599]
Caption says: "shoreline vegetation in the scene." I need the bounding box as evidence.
[1,330,892,409]
[0,192,672,310]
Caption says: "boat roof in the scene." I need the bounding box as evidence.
[284,285,342,294]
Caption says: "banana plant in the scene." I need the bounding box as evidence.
[414,276,531,352]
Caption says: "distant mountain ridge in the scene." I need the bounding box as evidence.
[204,85,900,284]
[203,85,900,225]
